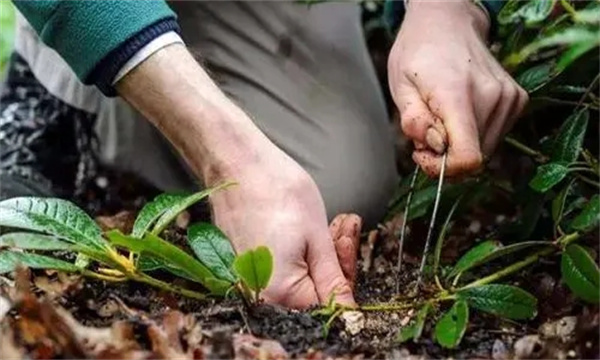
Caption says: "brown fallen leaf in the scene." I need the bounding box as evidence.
[95,210,136,233]
[233,333,288,360]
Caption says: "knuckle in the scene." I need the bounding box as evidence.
[458,150,484,172]
[481,80,502,102]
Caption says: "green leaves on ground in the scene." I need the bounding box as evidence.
[561,244,600,304]
[0,232,74,251]
[150,182,234,235]
[458,284,537,320]
[569,195,600,232]
[106,230,228,294]
[0,251,80,274]
[434,300,468,349]
[448,241,553,279]
[552,109,589,164]
[233,246,273,297]
[187,223,237,283]
[0,197,107,251]
[529,163,569,192]
[131,193,188,238]
[397,302,432,343]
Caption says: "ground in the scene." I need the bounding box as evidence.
[0,165,598,359]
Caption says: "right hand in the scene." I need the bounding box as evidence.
[208,146,362,308]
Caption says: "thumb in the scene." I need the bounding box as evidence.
[413,91,482,177]
[307,231,356,306]
[394,81,447,153]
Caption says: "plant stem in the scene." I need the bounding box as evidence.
[575,173,600,188]
[533,96,599,110]
[577,75,600,109]
[361,294,455,312]
[504,136,548,162]
[458,232,580,290]
[569,167,599,176]
[82,270,127,282]
[133,272,207,300]
[559,0,577,18]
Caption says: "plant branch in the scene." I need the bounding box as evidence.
[361,294,455,312]
[504,136,548,162]
[575,173,600,188]
[533,96,599,110]
[577,74,600,109]
[559,0,577,18]
[458,232,580,290]
[82,270,127,282]
[133,272,207,300]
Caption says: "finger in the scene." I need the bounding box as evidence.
[482,79,519,155]
[307,230,356,306]
[331,214,362,288]
[413,90,483,177]
[393,80,439,146]
[329,214,348,240]
[262,266,320,309]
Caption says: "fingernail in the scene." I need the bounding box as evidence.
[426,128,447,154]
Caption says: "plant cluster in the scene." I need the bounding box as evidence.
[0,182,273,304]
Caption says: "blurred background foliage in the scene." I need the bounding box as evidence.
[0,0,15,77]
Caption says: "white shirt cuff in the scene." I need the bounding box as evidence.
[112,31,184,85]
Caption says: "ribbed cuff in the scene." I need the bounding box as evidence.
[87,18,180,97]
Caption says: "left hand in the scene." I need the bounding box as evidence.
[387,0,529,177]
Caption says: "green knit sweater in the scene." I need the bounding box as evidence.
[13,0,177,93]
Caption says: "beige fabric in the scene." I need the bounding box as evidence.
[13,1,399,226]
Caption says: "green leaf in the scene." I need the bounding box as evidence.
[498,0,556,25]
[529,163,569,192]
[151,182,234,235]
[561,244,600,303]
[434,300,469,349]
[0,232,75,251]
[569,195,600,232]
[556,40,599,72]
[106,230,227,293]
[552,109,589,163]
[233,246,273,293]
[573,6,600,24]
[397,302,432,343]
[516,61,555,92]
[458,284,537,320]
[0,197,107,251]
[552,179,575,226]
[187,223,237,283]
[74,254,90,269]
[449,240,502,277]
[517,27,600,63]
[0,251,80,274]
[131,194,188,238]
[449,241,553,279]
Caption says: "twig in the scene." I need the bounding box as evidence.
[577,74,600,109]
[533,96,599,110]
[396,166,420,293]
[575,173,600,188]
[504,136,548,162]
[416,153,447,289]
[134,272,207,300]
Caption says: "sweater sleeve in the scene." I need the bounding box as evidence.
[13,0,179,96]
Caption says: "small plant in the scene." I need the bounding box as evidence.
[0,181,272,304]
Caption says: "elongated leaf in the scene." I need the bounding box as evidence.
[449,241,554,279]
[569,195,600,232]
[397,302,432,343]
[458,284,537,320]
[106,230,228,293]
[187,223,237,283]
[151,182,234,235]
[561,244,600,303]
[574,6,600,24]
[131,194,188,238]
[556,40,599,72]
[0,197,107,251]
[518,27,600,63]
[233,246,273,293]
[520,0,556,25]
[552,109,589,163]
[0,233,74,251]
[516,61,555,92]
[0,251,80,274]
[449,240,502,277]
[552,179,575,225]
[529,163,569,192]
[434,300,469,349]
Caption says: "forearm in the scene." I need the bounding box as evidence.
[115,44,271,185]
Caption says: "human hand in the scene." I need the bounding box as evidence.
[208,146,362,308]
[388,0,528,177]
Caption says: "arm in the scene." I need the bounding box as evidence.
[387,0,528,177]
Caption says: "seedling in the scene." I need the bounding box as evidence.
[0,181,273,305]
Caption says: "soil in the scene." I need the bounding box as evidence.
[1,165,598,359]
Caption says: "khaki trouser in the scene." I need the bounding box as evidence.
[13,1,398,227]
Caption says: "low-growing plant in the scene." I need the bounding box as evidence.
[0,181,273,304]
[316,0,599,348]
